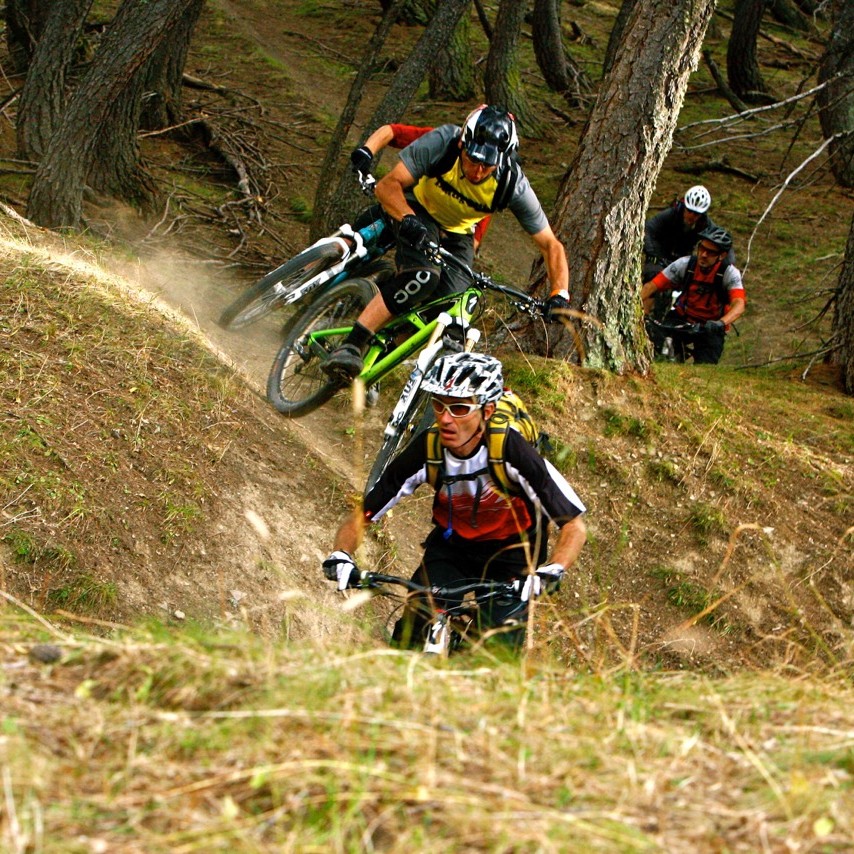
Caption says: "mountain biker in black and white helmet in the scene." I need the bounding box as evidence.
[641,224,746,364]
[322,104,572,381]
[323,351,586,648]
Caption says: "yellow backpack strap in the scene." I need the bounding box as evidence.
[424,425,443,489]
[486,409,516,496]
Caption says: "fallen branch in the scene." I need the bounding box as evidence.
[703,50,749,114]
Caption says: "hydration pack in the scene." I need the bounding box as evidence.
[425,389,543,497]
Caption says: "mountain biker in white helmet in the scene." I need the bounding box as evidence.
[323,352,586,648]
[322,105,571,381]
[642,185,736,318]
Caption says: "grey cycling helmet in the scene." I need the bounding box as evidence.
[683,185,711,213]
[698,224,733,251]
[422,352,504,405]
[461,105,518,169]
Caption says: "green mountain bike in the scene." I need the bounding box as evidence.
[265,249,547,458]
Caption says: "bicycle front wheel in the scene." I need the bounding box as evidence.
[365,385,435,492]
[219,242,343,330]
[267,277,376,417]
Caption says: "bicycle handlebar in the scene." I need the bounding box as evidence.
[645,317,703,335]
[427,244,547,318]
[357,570,522,601]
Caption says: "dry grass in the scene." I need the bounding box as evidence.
[2,596,854,853]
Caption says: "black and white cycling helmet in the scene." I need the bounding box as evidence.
[422,352,504,405]
[683,185,711,213]
[697,224,733,251]
[461,105,518,169]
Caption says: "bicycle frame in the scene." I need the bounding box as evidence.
[357,571,524,656]
[280,217,389,308]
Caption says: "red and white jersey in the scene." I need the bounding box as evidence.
[364,429,585,543]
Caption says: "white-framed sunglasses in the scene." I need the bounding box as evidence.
[430,398,481,418]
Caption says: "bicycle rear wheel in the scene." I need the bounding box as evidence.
[219,242,343,330]
[267,277,376,417]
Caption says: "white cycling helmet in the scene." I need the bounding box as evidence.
[683,185,711,213]
[422,352,504,405]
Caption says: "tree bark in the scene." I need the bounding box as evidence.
[140,0,205,130]
[428,4,476,102]
[5,0,53,75]
[830,210,854,394]
[313,0,472,238]
[727,0,772,104]
[27,0,202,229]
[817,0,854,188]
[16,0,94,161]
[602,0,637,78]
[531,0,591,108]
[484,0,535,132]
[526,0,716,372]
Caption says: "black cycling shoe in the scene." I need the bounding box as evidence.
[321,343,364,380]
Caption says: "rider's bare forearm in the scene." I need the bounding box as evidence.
[721,297,745,327]
[375,163,417,223]
[532,226,569,296]
[333,508,366,555]
[550,515,586,570]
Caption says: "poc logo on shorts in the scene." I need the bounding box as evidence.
[393,269,432,304]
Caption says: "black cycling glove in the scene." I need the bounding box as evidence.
[544,293,571,322]
[349,146,373,175]
[704,319,725,334]
[398,214,429,251]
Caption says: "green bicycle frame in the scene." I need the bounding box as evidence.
[307,285,482,388]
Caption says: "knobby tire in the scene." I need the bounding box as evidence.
[365,359,445,493]
[266,277,376,417]
[218,243,343,330]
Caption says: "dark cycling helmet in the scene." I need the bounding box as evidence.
[422,352,504,405]
[461,105,519,169]
[697,224,733,251]
[683,185,711,213]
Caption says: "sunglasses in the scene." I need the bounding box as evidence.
[430,398,481,418]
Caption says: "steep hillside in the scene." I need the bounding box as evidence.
[0,0,851,669]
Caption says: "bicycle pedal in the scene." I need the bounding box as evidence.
[365,385,380,407]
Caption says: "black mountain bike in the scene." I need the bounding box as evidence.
[645,316,704,363]
[355,570,531,656]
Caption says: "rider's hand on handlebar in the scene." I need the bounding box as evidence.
[349,146,373,176]
[544,291,571,323]
[704,319,725,334]
[398,214,429,251]
[519,563,565,602]
[322,550,360,591]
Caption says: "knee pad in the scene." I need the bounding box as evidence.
[379,267,441,315]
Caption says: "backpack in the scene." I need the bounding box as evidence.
[426,136,520,214]
[676,255,730,314]
[424,389,545,497]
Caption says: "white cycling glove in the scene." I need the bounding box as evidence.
[322,550,358,591]
[519,563,565,603]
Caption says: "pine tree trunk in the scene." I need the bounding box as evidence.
[27,0,201,229]
[523,0,716,372]
[532,0,591,107]
[817,0,854,188]
[312,0,472,238]
[830,211,854,394]
[727,0,772,104]
[5,0,52,74]
[484,0,535,133]
[140,0,205,131]
[16,0,94,161]
[428,7,475,102]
